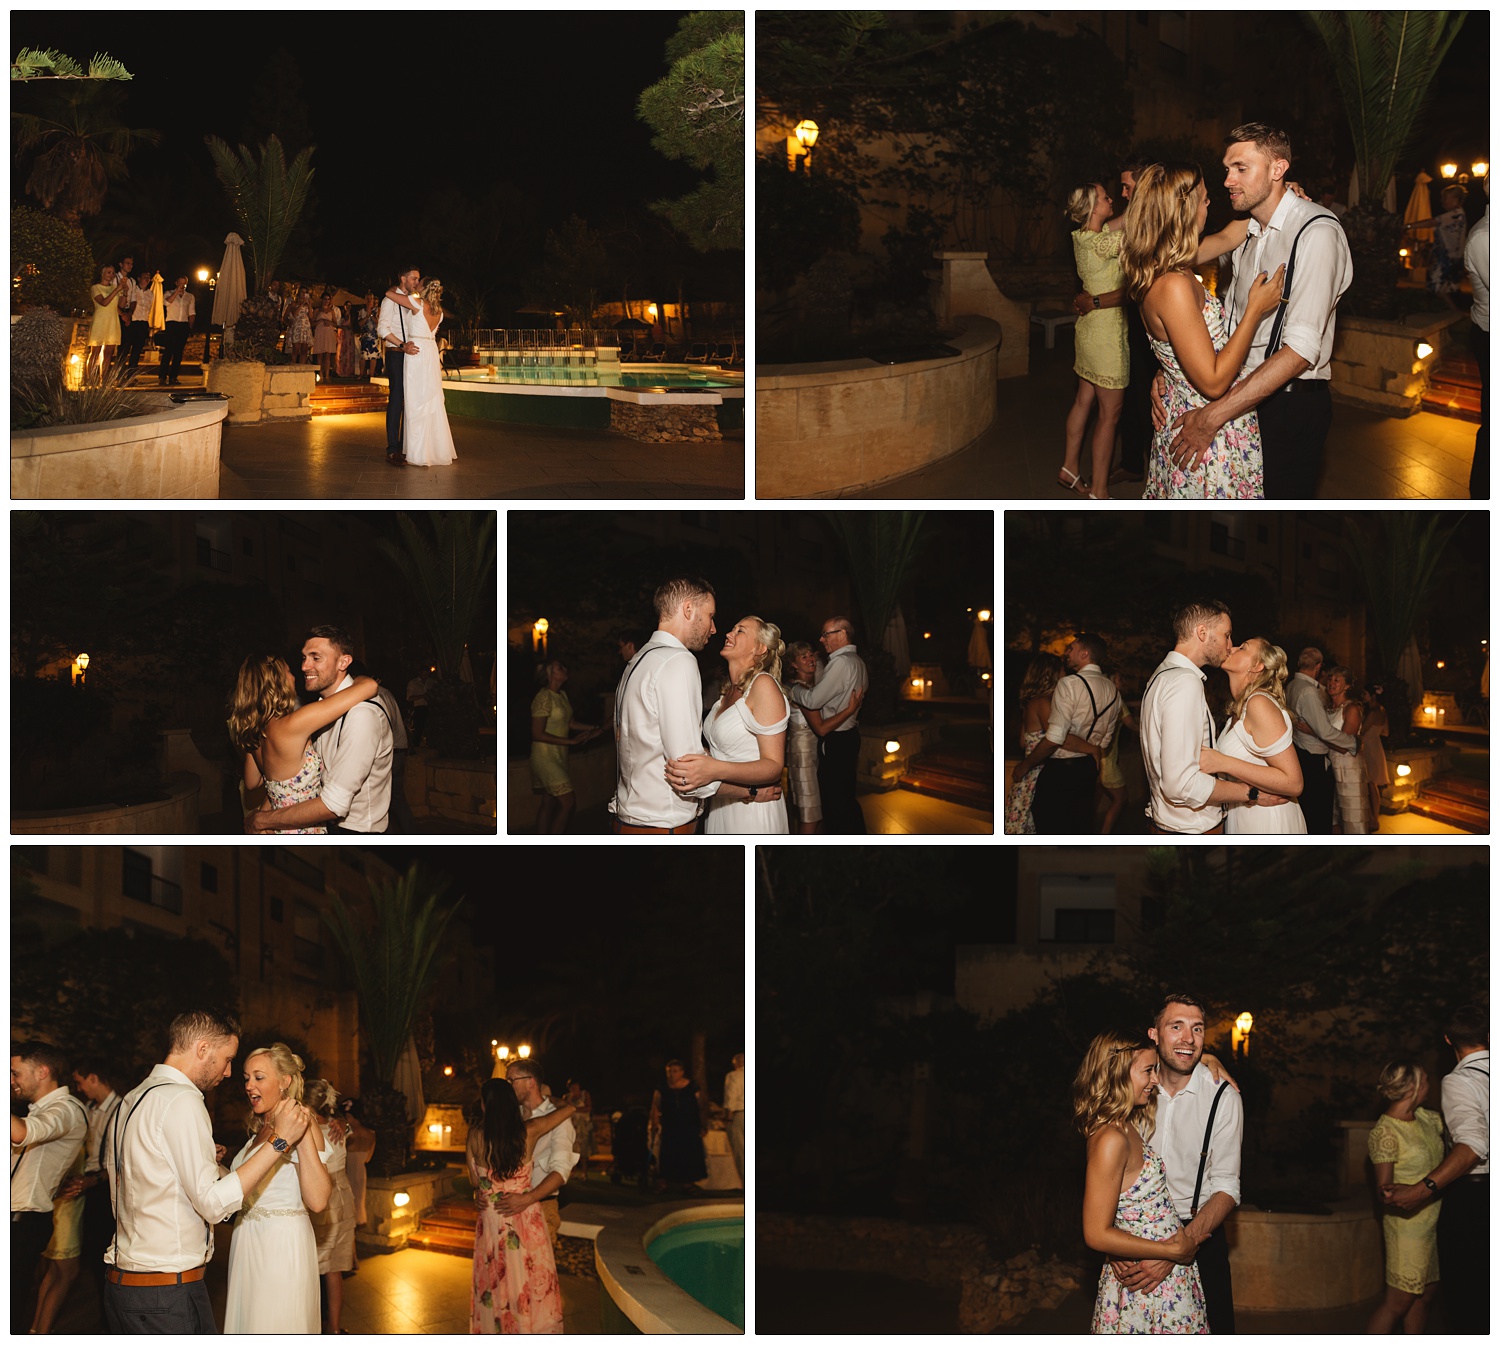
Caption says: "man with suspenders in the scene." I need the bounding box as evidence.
[1383,1003,1489,1333]
[102,1011,310,1333]
[1113,994,1244,1335]
[1021,633,1121,835]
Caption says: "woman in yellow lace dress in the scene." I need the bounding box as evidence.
[1061,182,1130,500]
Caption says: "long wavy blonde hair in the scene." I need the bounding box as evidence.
[421,278,443,317]
[726,616,785,696]
[1119,161,1203,303]
[242,1042,306,1136]
[1229,638,1290,719]
[1072,1031,1158,1138]
[1017,652,1065,711]
[227,655,300,753]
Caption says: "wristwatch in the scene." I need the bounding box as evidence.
[268,1134,290,1154]
[1247,786,1260,803]
[1422,1176,1438,1194]
[747,786,759,800]
[1092,294,1101,310]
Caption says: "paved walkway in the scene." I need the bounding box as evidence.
[219,411,744,500]
[851,328,1479,500]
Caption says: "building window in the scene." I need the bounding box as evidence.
[1209,521,1245,560]
[270,897,285,922]
[194,534,230,573]
[1038,875,1118,944]
[293,901,324,972]
[241,536,254,556]
[1256,524,1269,544]
[201,862,218,894]
[123,850,183,916]
[263,851,325,891]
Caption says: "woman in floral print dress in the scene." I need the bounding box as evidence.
[1004,653,1065,835]
[1073,1031,1208,1334]
[467,1079,576,1334]
[1120,162,1285,500]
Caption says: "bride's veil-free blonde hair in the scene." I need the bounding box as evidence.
[1119,161,1203,303]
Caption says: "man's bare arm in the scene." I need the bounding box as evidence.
[1170,346,1311,469]
[251,796,340,831]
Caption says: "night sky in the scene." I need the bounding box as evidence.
[11,10,703,284]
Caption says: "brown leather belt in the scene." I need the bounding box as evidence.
[612,819,697,835]
[107,1266,206,1287]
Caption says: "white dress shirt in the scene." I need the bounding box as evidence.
[165,290,196,324]
[1149,1061,1243,1223]
[131,282,154,323]
[312,674,394,832]
[11,1085,88,1213]
[1227,190,1352,381]
[1286,672,1354,757]
[1043,662,1121,759]
[377,291,416,350]
[724,1065,745,1113]
[611,631,716,829]
[102,1065,246,1270]
[374,684,410,751]
[1442,1050,1489,1175]
[527,1098,577,1191]
[1465,208,1489,333]
[84,1090,122,1175]
[1140,651,1223,832]
[787,644,867,730]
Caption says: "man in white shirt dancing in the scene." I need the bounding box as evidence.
[612,576,742,834]
[1284,646,1354,835]
[102,1010,308,1334]
[498,1061,576,1248]
[788,616,868,834]
[1019,633,1121,834]
[1141,599,1281,833]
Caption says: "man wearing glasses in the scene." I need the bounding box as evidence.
[788,617,868,833]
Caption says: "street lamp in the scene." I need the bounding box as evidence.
[1440,162,1458,180]
[533,618,549,657]
[518,1044,532,1059]
[1233,1011,1255,1056]
[74,652,90,686]
[788,118,819,173]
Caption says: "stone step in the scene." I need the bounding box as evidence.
[1417,773,1488,805]
[405,1223,476,1256]
[1407,795,1489,832]
[1420,379,1482,423]
[1409,774,1488,832]
[899,749,994,809]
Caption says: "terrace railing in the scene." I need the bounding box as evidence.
[473,328,618,367]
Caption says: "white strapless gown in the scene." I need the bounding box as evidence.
[404,308,456,467]
[703,673,790,834]
[1219,692,1308,835]
[223,1135,325,1333]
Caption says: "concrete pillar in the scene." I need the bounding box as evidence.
[932,251,1031,380]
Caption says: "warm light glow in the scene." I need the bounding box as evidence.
[911,678,923,688]
[981,672,991,682]
[69,353,81,365]
[393,1192,411,1208]
[646,303,658,319]
[76,652,90,670]
[427,1123,442,1134]
[1396,763,1412,777]
[534,618,549,634]
[491,1039,498,1047]
[442,1065,453,1076]
[1473,161,1489,178]
[978,609,992,622]
[1440,162,1458,179]
[518,1044,531,1059]
[885,740,900,753]
[1436,660,1446,668]
[196,267,210,282]
[923,632,931,639]
[497,1045,510,1061]
[1416,341,1435,360]
[1424,706,1436,715]
[1398,247,1409,258]
[1236,1012,1254,1034]
[794,119,819,150]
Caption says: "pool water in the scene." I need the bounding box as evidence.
[454,363,741,391]
[647,1217,744,1329]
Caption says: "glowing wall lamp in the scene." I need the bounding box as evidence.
[1440,162,1459,180]
[74,652,91,686]
[788,118,819,172]
[393,1192,411,1208]
[1415,341,1434,361]
[1473,161,1489,179]
[533,617,549,657]
[1233,1011,1255,1056]
[518,1044,532,1059]
[1395,763,1412,778]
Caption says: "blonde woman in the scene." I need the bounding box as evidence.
[384,277,456,466]
[224,1043,331,1334]
[1120,161,1283,499]
[1003,652,1065,835]
[1367,1062,1444,1334]
[666,615,790,834]
[1198,638,1306,834]
[1073,1031,1206,1334]
[305,1080,357,1334]
[784,641,864,834]
[1060,182,1129,499]
[228,655,382,834]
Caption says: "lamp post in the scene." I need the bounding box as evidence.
[1233,1011,1254,1057]
[533,618,549,658]
[74,652,90,687]
[787,118,819,173]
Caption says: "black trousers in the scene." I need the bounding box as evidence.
[1257,379,1333,499]
[1030,754,1096,835]
[120,319,149,370]
[82,1182,116,1320]
[160,321,191,382]
[104,1277,218,1334]
[1195,1228,1236,1334]
[13,1210,54,1332]
[1294,746,1334,834]
[1120,302,1156,475]
[1470,325,1488,500]
[1437,1176,1488,1333]
[386,348,405,454]
[818,729,865,834]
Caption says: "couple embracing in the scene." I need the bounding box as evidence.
[1076,994,1243,1335]
[378,265,457,469]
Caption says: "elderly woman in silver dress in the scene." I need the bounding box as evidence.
[783,641,864,835]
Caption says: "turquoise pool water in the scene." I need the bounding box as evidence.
[647,1217,745,1329]
[454,363,741,391]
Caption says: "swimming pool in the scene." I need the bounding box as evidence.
[648,1217,744,1329]
[594,1202,743,1334]
[453,362,742,392]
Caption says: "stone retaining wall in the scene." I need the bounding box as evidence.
[610,399,723,442]
[205,361,315,423]
[11,772,200,834]
[1330,311,1466,417]
[408,748,497,828]
[756,1212,1082,1333]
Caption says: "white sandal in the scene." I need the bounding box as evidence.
[1058,466,1089,496]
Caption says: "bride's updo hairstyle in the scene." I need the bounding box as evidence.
[422,278,443,317]
[304,1078,340,1119]
[243,1041,307,1135]
[228,655,300,753]
[1228,638,1290,719]
[1119,161,1203,303]
[1064,182,1098,226]
[1072,1030,1158,1139]
[731,616,785,695]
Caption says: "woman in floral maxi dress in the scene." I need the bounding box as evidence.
[467,1079,577,1334]
[1004,653,1065,835]
[1073,1031,1207,1334]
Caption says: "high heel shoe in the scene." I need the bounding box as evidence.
[1058,466,1089,495]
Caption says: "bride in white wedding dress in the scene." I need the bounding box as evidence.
[384,278,457,467]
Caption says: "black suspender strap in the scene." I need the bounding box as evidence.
[1066,672,1119,746]
[1264,214,1342,359]
[612,644,682,804]
[1189,1081,1231,1218]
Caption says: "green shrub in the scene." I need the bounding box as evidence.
[11,206,95,314]
[218,293,285,363]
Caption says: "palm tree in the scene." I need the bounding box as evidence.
[203,133,314,291]
[324,864,463,1177]
[1306,12,1466,317]
[13,82,159,224]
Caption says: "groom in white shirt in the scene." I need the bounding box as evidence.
[377,266,423,468]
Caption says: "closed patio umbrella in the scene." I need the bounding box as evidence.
[1404,170,1435,230]
[147,270,165,333]
[211,231,247,334]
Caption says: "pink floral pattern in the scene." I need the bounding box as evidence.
[1091,1144,1209,1334]
[468,1147,563,1334]
[1004,729,1046,834]
[1146,293,1264,500]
